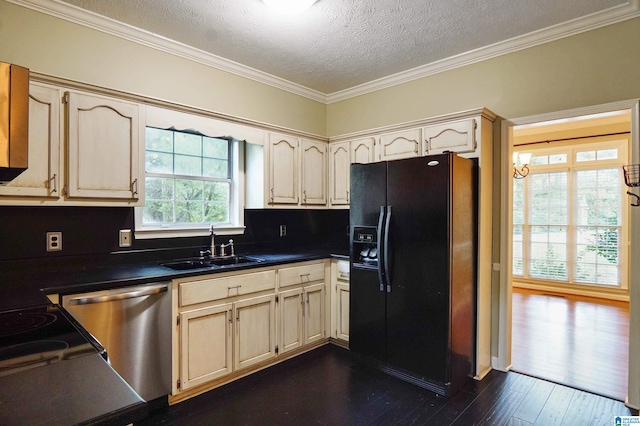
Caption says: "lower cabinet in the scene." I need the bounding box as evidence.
[331,259,350,343]
[172,260,329,400]
[279,283,326,355]
[178,294,276,391]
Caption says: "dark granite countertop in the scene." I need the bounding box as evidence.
[0,248,349,312]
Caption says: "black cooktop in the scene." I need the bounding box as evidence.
[0,305,99,377]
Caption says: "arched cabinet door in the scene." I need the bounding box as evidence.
[0,83,60,198]
[423,119,477,156]
[378,129,421,161]
[66,91,143,201]
[329,141,350,206]
[351,137,375,165]
[301,139,327,206]
[268,132,299,204]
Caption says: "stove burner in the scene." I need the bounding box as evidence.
[0,340,69,376]
[0,311,58,338]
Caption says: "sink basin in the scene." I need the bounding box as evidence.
[208,255,263,266]
[162,256,264,270]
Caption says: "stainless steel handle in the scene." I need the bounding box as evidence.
[132,178,139,195]
[68,284,168,305]
[377,206,386,292]
[384,206,392,292]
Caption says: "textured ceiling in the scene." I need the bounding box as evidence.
[57,0,628,94]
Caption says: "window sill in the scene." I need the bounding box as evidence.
[134,225,245,240]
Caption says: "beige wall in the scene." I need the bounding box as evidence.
[0,1,327,137]
[327,17,640,137]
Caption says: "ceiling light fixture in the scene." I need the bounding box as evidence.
[262,0,317,15]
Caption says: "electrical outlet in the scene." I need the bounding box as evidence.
[47,232,62,252]
[279,225,287,237]
[119,229,132,248]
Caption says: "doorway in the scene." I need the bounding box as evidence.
[496,100,640,408]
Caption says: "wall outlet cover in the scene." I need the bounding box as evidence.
[119,229,132,247]
[46,232,62,252]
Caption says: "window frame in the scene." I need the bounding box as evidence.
[512,135,630,291]
[135,109,246,239]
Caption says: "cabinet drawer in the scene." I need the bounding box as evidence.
[279,263,325,288]
[180,270,276,307]
[335,260,349,282]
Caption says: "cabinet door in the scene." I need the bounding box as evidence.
[303,283,325,345]
[0,84,60,198]
[278,288,304,354]
[301,139,327,205]
[378,129,421,161]
[179,303,233,391]
[234,294,277,371]
[329,142,350,206]
[268,133,299,204]
[66,91,142,200]
[336,283,350,342]
[423,119,476,156]
[350,137,375,164]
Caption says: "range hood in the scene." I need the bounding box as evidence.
[0,62,29,184]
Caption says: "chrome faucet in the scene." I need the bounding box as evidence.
[209,224,216,257]
[220,239,234,257]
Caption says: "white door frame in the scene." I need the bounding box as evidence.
[496,99,640,409]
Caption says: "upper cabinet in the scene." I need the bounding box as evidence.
[0,83,60,198]
[328,142,350,206]
[0,83,144,206]
[268,133,299,205]
[351,138,375,164]
[266,132,327,208]
[301,139,327,205]
[423,118,476,156]
[378,128,421,161]
[66,91,143,201]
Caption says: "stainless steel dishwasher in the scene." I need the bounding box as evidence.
[62,282,172,403]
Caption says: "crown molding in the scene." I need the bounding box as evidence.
[7,0,640,105]
[326,0,640,103]
[6,0,328,103]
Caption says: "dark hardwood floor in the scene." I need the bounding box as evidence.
[511,288,629,401]
[140,344,637,425]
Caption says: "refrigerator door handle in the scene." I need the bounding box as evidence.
[377,206,386,292]
[384,206,393,292]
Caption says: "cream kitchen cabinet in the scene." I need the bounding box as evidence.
[174,269,277,393]
[267,132,327,207]
[268,132,299,205]
[66,91,143,201]
[350,137,375,164]
[378,128,421,161]
[423,118,477,156]
[0,84,144,206]
[301,139,327,205]
[328,141,350,207]
[278,261,327,354]
[178,294,276,391]
[330,259,349,343]
[0,83,60,198]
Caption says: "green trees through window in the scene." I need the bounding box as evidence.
[143,127,232,226]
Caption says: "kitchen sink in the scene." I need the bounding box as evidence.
[162,256,264,270]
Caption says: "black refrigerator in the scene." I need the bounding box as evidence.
[349,152,476,397]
